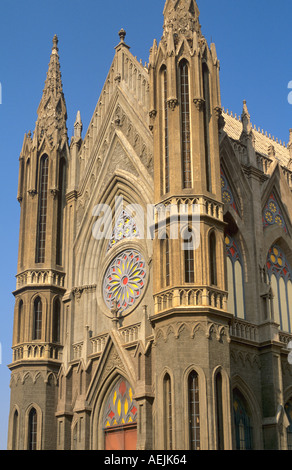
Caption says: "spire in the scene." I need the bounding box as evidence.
[35,35,68,146]
[241,100,252,134]
[162,0,202,43]
[74,110,83,140]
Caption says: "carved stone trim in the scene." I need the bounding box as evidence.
[167,99,178,111]
[193,98,205,111]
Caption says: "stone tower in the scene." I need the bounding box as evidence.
[8,35,69,450]
[149,0,232,449]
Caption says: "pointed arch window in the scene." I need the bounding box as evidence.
[267,245,292,332]
[33,297,42,341]
[179,60,192,189]
[163,66,170,194]
[52,298,61,343]
[209,231,217,286]
[28,408,38,451]
[215,371,224,450]
[225,234,246,319]
[233,389,253,450]
[36,155,49,263]
[183,228,194,283]
[188,370,200,450]
[17,300,23,344]
[202,62,211,192]
[164,235,170,287]
[107,210,140,252]
[163,373,173,450]
[12,409,19,450]
[56,158,66,265]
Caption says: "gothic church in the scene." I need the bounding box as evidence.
[7,0,292,450]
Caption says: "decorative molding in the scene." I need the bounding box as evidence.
[167,99,178,111]
[193,98,204,111]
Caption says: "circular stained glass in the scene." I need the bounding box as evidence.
[103,249,147,313]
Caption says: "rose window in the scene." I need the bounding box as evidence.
[103,249,146,313]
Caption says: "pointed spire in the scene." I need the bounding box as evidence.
[241,100,252,134]
[74,110,83,139]
[162,0,202,43]
[36,35,68,146]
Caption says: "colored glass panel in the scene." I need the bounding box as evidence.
[225,234,245,319]
[107,210,140,252]
[263,194,287,233]
[267,245,292,332]
[220,168,238,214]
[103,249,146,313]
[103,378,138,429]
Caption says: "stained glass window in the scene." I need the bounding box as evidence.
[103,249,147,313]
[225,234,245,319]
[104,378,138,429]
[263,194,287,233]
[266,245,292,332]
[220,168,238,214]
[107,211,140,252]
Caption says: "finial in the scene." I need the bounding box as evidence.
[52,34,59,53]
[119,29,126,43]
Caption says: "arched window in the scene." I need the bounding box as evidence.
[17,300,23,344]
[36,155,49,263]
[56,158,66,265]
[33,297,42,341]
[163,373,173,450]
[267,245,292,332]
[12,410,19,450]
[28,408,38,451]
[188,370,200,450]
[183,228,194,283]
[215,372,224,450]
[202,62,211,191]
[209,231,217,286]
[162,67,170,194]
[225,234,245,319]
[104,378,138,450]
[52,298,61,343]
[180,60,192,189]
[233,389,253,450]
[165,235,170,287]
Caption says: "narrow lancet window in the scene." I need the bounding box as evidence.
[163,68,170,194]
[188,371,200,450]
[163,374,173,450]
[183,229,194,283]
[180,60,192,189]
[33,297,42,341]
[202,63,211,192]
[209,231,217,286]
[28,408,37,451]
[56,158,65,265]
[36,155,49,263]
[52,298,61,343]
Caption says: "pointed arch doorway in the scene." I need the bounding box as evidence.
[103,377,138,450]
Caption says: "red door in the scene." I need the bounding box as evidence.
[105,424,137,450]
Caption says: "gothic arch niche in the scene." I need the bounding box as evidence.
[97,376,138,451]
[231,376,262,450]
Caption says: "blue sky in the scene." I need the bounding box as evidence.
[0,0,292,450]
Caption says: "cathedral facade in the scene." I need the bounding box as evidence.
[7,0,292,450]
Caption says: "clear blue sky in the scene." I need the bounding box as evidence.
[0,0,292,450]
